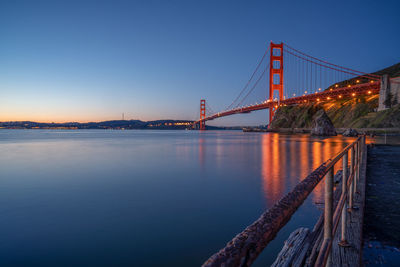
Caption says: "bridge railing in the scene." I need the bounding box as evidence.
[202,136,365,267]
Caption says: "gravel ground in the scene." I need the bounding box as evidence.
[363,145,400,266]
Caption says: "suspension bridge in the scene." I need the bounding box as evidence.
[193,42,383,130]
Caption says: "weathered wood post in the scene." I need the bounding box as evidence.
[339,150,350,247]
[324,167,334,266]
[348,146,355,211]
[357,138,362,189]
[354,142,358,194]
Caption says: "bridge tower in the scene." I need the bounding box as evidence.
[269,42,284,125]
[200,99,206,130]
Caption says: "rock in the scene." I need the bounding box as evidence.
[343,128,359,137]
[310,109,337,136]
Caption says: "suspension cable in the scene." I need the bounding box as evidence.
[284,43,381,79]
[225,45,270,110]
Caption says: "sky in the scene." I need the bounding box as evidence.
[1,0,399,125]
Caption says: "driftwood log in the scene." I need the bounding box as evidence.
[271,227,310,267]
[271,170,343,267]
[202,162,330,267]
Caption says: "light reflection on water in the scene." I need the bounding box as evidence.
[0,130,355,266]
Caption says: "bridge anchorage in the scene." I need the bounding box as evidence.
[193,42,381,130]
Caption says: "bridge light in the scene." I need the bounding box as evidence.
[352,93,356,96]
[368,90,372,94]
[327,97,331,100]
[347,84,351,87]
[339,95,342,98]
[330,88,333,91]
[318,88,322,91]
[370,80,374,83]
[293,93,296,96]
[356,80,360,83]
[317,98,320,102]
[335,84,339,87]
[304,91,307,94]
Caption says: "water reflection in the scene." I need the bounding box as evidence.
[0,130,356,267]
[261,134,283,205]
[199,136,206,168]
[259,134,352,206]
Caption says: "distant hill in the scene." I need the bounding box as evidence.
[0,119,222,130]
[326,62,400,89]
[373,62,400,78]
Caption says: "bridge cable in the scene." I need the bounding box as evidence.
[225,45,270,111]
[284,44,381,79]
[235,67,268,108]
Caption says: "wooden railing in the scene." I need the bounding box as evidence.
[202,136,365,267]
[315,135,365,266]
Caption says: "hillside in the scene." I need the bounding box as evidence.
[326,62,400,89]
[270,61,400,130]
[270,94,400,129]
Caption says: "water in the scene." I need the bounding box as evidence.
[363,145,400,266]
[0,130,354,266]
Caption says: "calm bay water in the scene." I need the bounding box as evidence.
[0,130,355,266]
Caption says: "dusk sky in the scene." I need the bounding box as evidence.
[1,0,399,125]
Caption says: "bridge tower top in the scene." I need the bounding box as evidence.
[269,42,284,124]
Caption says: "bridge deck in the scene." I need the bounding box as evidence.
[194,82,380,126]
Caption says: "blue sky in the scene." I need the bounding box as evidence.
[1,0,399,125]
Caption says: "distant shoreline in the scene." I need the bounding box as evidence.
[0,120,244,130]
